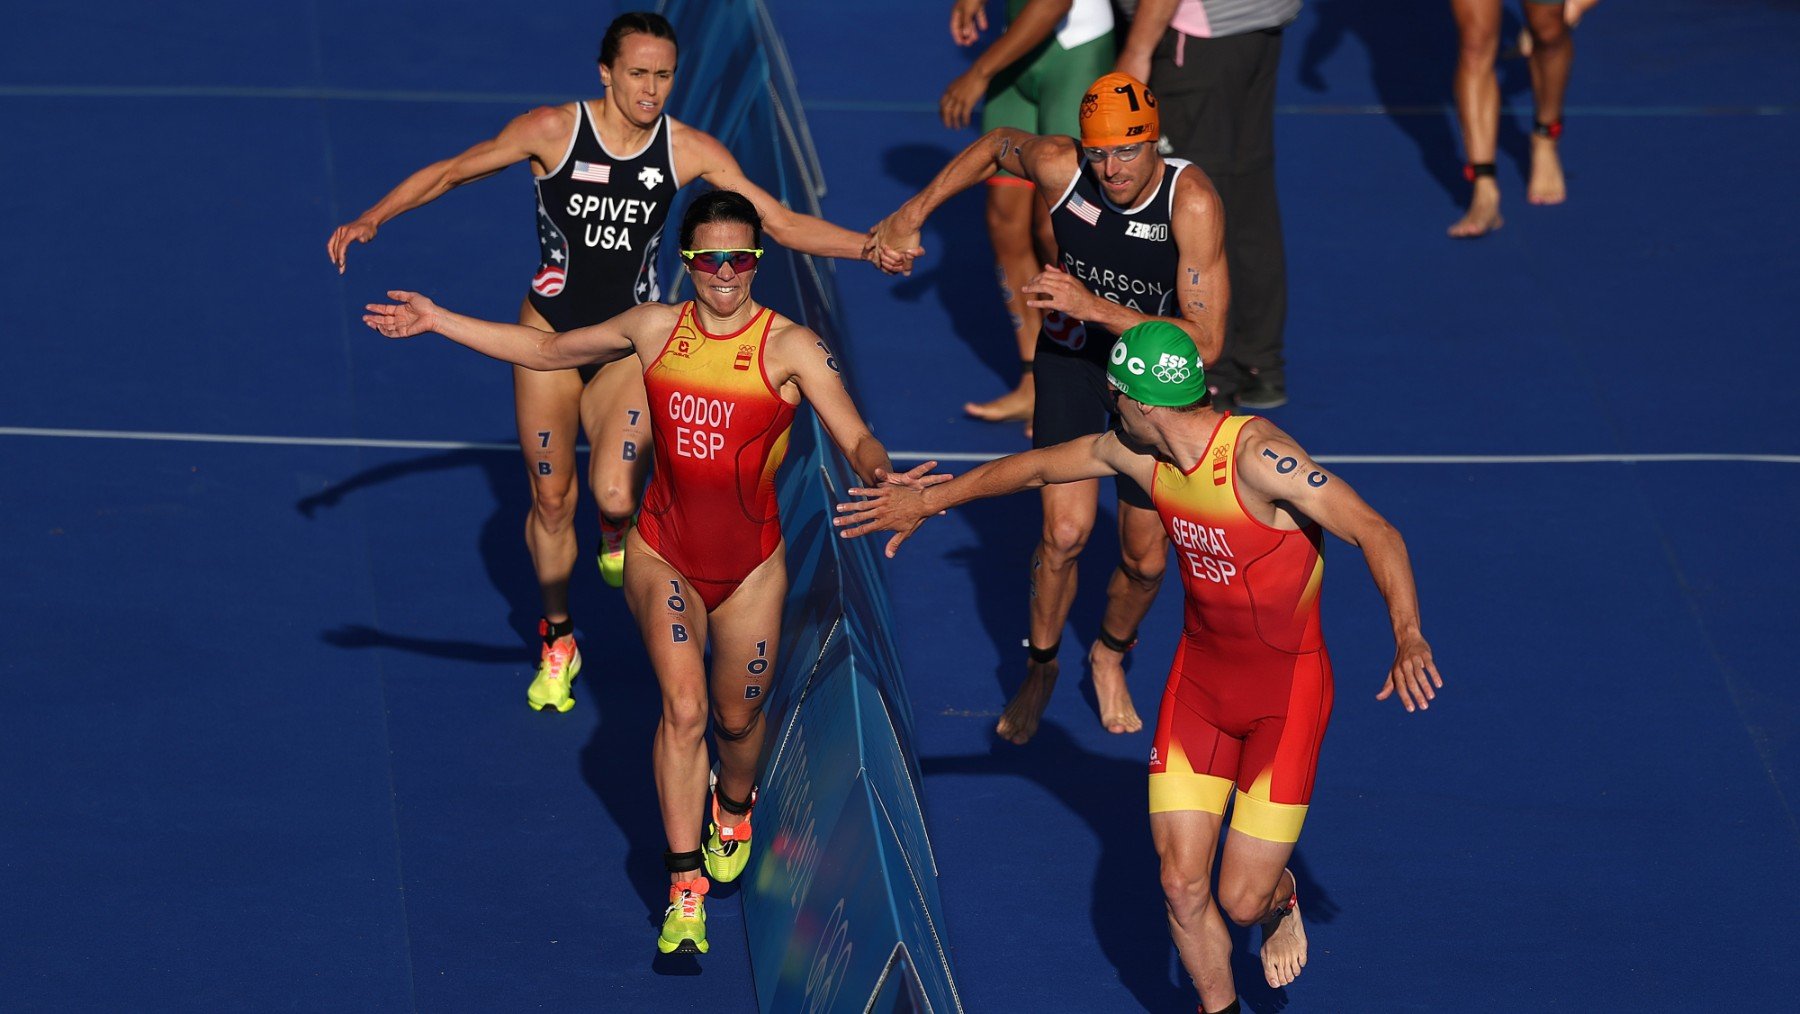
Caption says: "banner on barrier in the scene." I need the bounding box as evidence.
[655,3,964,1009]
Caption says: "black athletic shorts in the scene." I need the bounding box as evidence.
[1032,345,1153,510]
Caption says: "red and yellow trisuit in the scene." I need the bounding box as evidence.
[1148,414,1332,844]
[638,302,796,611]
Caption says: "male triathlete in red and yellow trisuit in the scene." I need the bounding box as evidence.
[1146,410,1331,845]
[834,321,1442,1014]
[362,191,935,958]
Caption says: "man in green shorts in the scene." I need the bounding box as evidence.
[940,0,1115,432]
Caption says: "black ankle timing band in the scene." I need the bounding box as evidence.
[717,787,754,816]
[664,849,703,874]
[1026,641,1059,664]
[1463,162,1496,181]
[541,617,574,643]
[1097,627,1138,653]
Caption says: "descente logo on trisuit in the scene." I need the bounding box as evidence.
[639,166,665,190]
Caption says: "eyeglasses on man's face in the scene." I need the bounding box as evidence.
[1082,143,1145,165]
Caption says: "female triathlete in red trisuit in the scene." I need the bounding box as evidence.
[362,191,933,956]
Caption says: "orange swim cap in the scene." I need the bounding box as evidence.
[1079,72,1159,147]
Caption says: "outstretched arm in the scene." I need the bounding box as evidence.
[784,326,893,486]
[678,127,919,274]
[869,128,1073,261]
[1235,422,1443,712]
[327,106,564,272]
[362,290,645,371]
[835,433,1139,556]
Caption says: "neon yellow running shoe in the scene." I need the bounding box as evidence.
[657,876,710,955]
[703,787,757,884]
[526,621,581,713]
[596,524,628,589]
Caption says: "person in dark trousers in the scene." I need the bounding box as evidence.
[1116,0,1299,410]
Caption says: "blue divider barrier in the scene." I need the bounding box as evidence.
[656,2,964,1011]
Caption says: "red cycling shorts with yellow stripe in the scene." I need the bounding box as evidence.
[1148,635,1334,843]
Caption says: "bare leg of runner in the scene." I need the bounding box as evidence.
[1087,502,1166,734]
[997,479,1099,744]
[1524,2,1575,205]
[623,531,714,873]
[1217,834,1306,990]
[704,547,786,828]
[965,183,1045,434]
[515,300,586,624]
[1449,0,1504,238]
[582,354,653,584]
[1153,809,1238,1011]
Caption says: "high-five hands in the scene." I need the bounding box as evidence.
[362,291,442,339]
[835,461,954,558]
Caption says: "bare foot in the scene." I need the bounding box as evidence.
[995,659,1058,745]
[1528,136,1567,204]
[1087,640,1143,734]
[964,376,1034,438]
[1260,895,1308,989]
[1448,180,1503,238]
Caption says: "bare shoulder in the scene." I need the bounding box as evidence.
[511,103,579,141]
[1235,415,1337,498]
[502,102,581,162]
[766,313,842,383]
[629,300,683,332]
[1236,415,1304,458]
[764,312,821,353]
[593,299,678,340]
[668,116,728,166]
[1022,133,1080,191]
[1097,430,1156,480]
[1170,165,1223,223]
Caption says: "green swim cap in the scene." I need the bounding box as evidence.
[1107,322,1206,407]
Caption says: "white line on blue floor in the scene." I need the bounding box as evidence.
[3,426,1796,464]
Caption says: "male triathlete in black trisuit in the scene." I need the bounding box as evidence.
[872,73,1227,744]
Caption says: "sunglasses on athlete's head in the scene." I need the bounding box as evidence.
[1081,143,1146,165]
[680,248,764,274]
